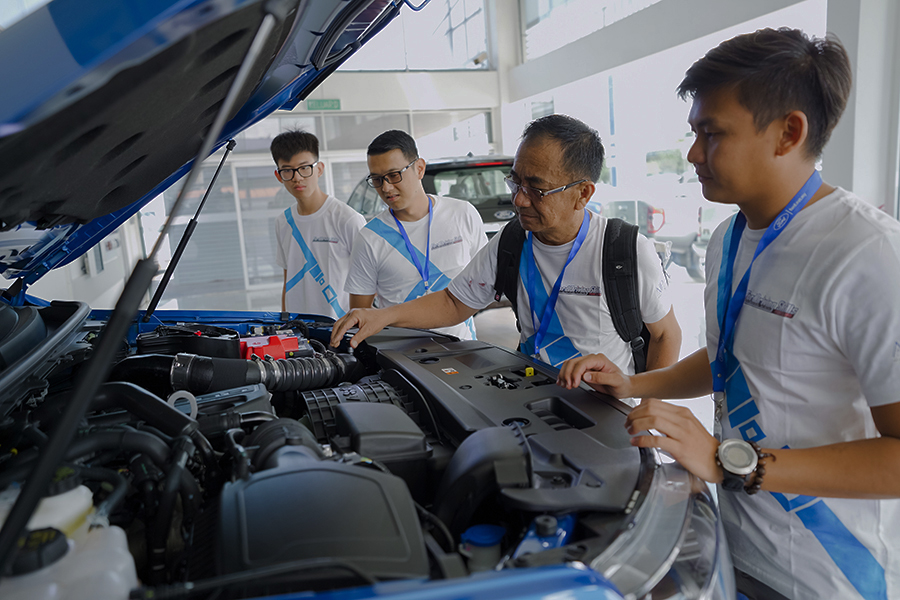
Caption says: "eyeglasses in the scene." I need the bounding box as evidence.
[277,161,321,181]
[504,175,587,202]
[366,159,418,188]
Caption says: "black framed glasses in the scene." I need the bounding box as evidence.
[277,161,321,181]
[504,175,587,202]
[366,159,418,188]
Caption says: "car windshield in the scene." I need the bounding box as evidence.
[429,166,509,205]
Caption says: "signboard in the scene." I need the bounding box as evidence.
[306,98,341,111]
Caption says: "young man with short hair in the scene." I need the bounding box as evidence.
[558,28,900,600]
[343,130,487,340]
[271,130,365,318]
[332,116,681,375]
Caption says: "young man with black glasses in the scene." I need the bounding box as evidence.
[271,129,365,318]
[343,130,487,341]
[333,116,681,376]
[558,29,900,600]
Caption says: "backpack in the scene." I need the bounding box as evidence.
[492,217,651,373]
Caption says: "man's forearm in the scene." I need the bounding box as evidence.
[756,437,900,499]
[383,289,477,330]
[633,348,713,399]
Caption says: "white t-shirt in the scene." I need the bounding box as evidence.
[274,196,365,319]
[448,211,671,372]
[704,187,900,600]
[344,195,487,341]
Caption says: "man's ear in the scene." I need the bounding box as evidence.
[415,157,426,180]
[316,160,325,177]
[776,111,809,157]
[275,169,284,183]
[574,181,595,210]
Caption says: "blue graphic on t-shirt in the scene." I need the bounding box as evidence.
[517,248,581,367]
[284,208,345,318]
[367,219,476,335]
[717,216,886,600]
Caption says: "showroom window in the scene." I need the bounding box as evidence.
[521,0,662,61]
[339,0,489,70]
[142,107,493,311]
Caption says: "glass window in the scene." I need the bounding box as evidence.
[233,115,319,153]
[347,178,385,219]
[339,0,488,71]
[330,160,371,203]
[429,166,507,205]
[323,113,410,151]
[415,112,492,158]
[521,0,663,61]
[235,166,291,287]
[162,162,236,216]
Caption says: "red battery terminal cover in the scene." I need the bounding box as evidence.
[240,335,300,360]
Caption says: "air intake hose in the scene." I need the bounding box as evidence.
[170,352,359,394]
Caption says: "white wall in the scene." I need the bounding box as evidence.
[306,70,500,113]
[823,0,900,213]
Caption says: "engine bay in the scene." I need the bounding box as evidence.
[0,301,661,599]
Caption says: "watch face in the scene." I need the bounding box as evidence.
[719,439,757,475]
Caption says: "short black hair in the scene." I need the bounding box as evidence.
[521,114,605,182]
[367,130,418,162]
[677,27,852,159]
[270,129,319,164]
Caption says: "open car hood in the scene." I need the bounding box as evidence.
[0,0,396,290]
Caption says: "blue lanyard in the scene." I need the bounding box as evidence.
[525,209,590,358]
[712,170,822,392]
[391,196,433,290]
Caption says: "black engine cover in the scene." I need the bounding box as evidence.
[217,451,428,584]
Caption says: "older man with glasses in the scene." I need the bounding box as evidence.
[333,115,681,381]
[342,129,488,341]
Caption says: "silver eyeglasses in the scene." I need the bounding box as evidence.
[277,161,321,181]
[504,175,587,202]
[366,159,418,188]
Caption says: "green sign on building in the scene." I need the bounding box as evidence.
[306,98,341,111]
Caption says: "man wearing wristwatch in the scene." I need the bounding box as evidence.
[558,29,900,600]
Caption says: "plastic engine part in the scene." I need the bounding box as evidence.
[240,334,313,360]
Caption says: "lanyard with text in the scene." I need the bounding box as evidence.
[525,209,590,358]
[391,196,433,290]
[712,170,822,392]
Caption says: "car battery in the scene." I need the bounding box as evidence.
[239,334,314,360]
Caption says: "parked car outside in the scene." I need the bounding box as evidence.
[348,155,517,238]
[0,2,735,600]
[349,155,609,239]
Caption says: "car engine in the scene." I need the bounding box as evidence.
[0,301,722,599]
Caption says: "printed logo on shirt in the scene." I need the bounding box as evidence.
[559,285,601,296]
[432,235,463,250]
[312,236,339,244]
[744,290,798,318]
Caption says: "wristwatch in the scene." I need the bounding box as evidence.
[716,438,758,492]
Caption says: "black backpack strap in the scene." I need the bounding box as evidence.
[602,218,650,373]
[493,219,526,331]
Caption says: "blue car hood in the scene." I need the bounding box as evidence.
[0,0,395,290]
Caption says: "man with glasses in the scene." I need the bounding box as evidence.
[333,115,681,378]
[271,129,365,318]
[343,130,487,340]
